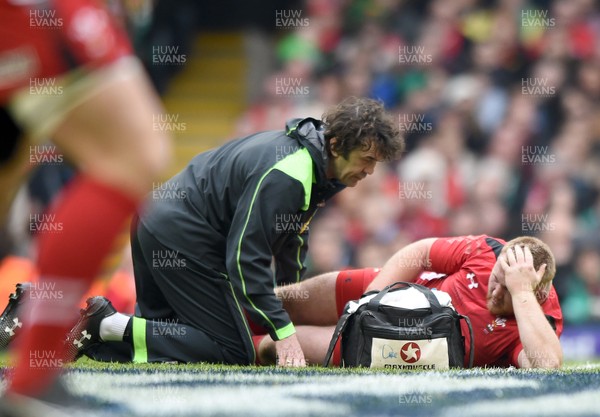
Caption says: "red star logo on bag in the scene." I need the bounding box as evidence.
[400,342,421,363]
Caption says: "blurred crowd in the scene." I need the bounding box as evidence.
[235,0,600,325]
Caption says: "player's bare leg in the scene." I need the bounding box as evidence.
[257,325,335,366]
[277,272,339,326]
[263,269,380,366]
[50,65,171,198]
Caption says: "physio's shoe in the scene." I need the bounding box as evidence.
[64,296,116,361]
[0,283,30,350]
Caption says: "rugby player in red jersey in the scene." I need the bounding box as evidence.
[0,0,171,409]
[257,235,563,369]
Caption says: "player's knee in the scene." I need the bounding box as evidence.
[277,284,305,321]
[133,131,172,183]
[105,129,173,197]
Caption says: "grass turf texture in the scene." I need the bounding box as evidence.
[3,358,599,417]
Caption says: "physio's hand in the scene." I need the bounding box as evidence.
[275,333,306,367]
[500,245,546,296]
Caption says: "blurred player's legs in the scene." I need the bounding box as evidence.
[6,59,171,398]
[0,0,172,401]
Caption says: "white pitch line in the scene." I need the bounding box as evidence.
[65,371,540,417]
[68,375,348,416]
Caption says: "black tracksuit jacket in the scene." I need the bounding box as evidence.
[141,118,345,340]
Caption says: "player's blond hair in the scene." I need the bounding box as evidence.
[502,236,556,301]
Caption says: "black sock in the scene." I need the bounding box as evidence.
[122,318,134,344]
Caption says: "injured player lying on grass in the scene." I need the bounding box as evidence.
[256,234,563,369]
[0,234,563,370]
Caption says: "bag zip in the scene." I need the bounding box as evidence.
[360,311,454,340]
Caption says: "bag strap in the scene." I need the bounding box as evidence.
[366,281,443,313]
[323,310,352,367]
[461,314,475,368]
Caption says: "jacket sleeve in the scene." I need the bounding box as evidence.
[226,169,306,341]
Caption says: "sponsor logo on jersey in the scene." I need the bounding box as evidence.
[484,316,507,334]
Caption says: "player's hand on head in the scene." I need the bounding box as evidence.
[500,245,546,296]
[275,333,306,367]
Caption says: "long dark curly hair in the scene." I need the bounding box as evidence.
[322,97,404,162]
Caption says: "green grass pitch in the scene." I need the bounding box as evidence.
[5,359,598,416]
